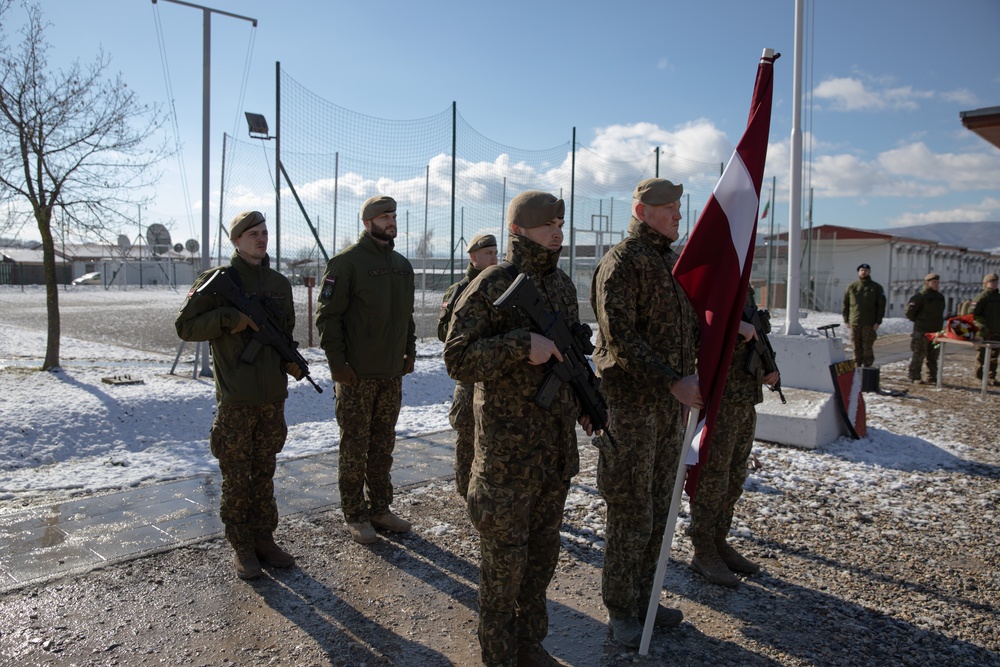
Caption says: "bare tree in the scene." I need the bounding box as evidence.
[0,1,169,369]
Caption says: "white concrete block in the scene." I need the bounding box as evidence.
[767,334,849,393]
[754,387,846,449]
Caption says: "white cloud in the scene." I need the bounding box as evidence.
[813,76,934,112]
[887,196,1000,227]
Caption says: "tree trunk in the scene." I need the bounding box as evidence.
[37,206,61,370]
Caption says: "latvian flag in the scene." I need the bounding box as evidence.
[673,49,779,498]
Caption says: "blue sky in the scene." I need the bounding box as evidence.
[9,0,1000,247]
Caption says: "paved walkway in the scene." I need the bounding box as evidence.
[0,430,457,594]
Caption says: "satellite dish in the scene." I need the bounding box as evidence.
[146,224,172,255]
[173,242,184,253]
[185,239,200,254]
[117,234,132,252]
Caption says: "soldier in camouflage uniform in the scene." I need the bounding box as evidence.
[316,195,417,545]
[436,233,498,497]
[175,211,301,579]
[445,191,594,667]
[842,263,886,368]
[688,286,778,588]
[973,272,1000,385]
[590,178,701,649]
[905,273,945,384]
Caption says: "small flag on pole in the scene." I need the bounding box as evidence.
[761,199,770,219]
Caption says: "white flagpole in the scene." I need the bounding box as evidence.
[638,406,701,655]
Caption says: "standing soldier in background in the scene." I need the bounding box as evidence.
[842,263,886,368]
[316,195,416,545]
[175,211,299,580]
[590,178,700,649]
[445,191,591,667]
[688,286,778,588]
[436,232,498,497]
[905,273,945,385]
[973,272,1000,385]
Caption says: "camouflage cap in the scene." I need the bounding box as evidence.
[361,195,396,221]
[985,272,999,282]
[633,178,683,205]
[229,211,265,240]
[507,191,565,229]
[924,273,940,282]
[466,233,497,253]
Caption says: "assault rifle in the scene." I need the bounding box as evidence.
[494,272,616,448]
[198,269,323,393]
[743,303,785,403]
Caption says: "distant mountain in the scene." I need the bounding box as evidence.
[887,221,1000,253]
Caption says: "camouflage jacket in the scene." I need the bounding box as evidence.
[905,287,946,334]
[724,287,767,405]
[590,218,699,401]
[842,277,886,327]
[443,234,581,484]
[436,263,482,342]
[315,231,416,378]
[175,252,293,407]
[973,287,1000,338]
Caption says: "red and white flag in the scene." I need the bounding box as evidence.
[673,50,779,499]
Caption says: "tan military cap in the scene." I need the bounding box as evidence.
[229,211,265,240]
[924,273,940,282]
[361,195,396,221]
[633,178,683,205]
[467,233,497,253]
[985,272,999,282]
[507,191,565,229]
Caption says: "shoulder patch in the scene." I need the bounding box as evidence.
[320,276,337,300]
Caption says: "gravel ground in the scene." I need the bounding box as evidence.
[0,290,998,666]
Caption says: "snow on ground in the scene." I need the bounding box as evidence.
[0,285,952,509]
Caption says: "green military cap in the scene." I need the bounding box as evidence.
[361,195,396,221]
[925,273,940,281]
[466,233,497,253]
[229,211,265,240]
[985,272,999,282]
[507,191,565,229]
[633,178,683,205]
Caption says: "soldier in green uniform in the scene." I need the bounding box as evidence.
[842,263,886,368]
[688,286,778,588]
[316,195,416,545]
[175,211,300,579]
[436,232,498,497]
[973,272,1000,385]
[590,178,701,648]
[905,273,946,384]
[445,191,593,667]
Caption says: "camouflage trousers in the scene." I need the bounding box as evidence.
[850,325,878,367]
[209,401,287,548]
[597,396,683,620]
[909,332,939,381]
[449,380,475,498]
[687,397,755,549]
[335,376,402,522]
[975,333,999,379]
[467,473,569,667]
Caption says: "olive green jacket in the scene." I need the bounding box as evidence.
[905,287,945,334]
[443,234,580,484]
[436,263,482,342]
[590,218,699,401]
[842,277,886,327]
[973,287,1000,339]
[175,252,293,407]
[316,231,416,378]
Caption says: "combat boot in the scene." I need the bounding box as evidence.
[254,536,295,568]
[234,547,263,580]
[691,546,741,588]
[715,539,760,575]
[607,616,642,648]
[649,604,684,628]
[516,642,562,666]
[347,520,377,544]
[370,511,411,533]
